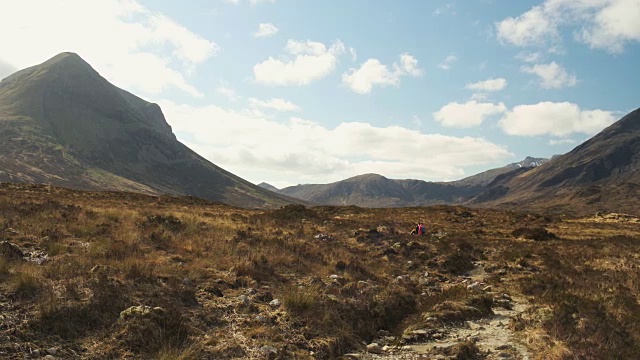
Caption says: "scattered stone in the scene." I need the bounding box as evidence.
[47,348,57,355]
[343,354,362,359]
[119,306,164,321]
[32,349,41,357]
[269,299,281,307]
[411,329,428,336]
[256,315,268,323]
[467,281,481,290]
[44,355,55,360]
[238,295,251,306]
[498,352,513,358]
[314,233,333,241]
[366,343,383,354]
[260,345,277,357]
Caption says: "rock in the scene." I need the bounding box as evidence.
[467,281,481,290]
[314,233,333,241]
[119,305,164,321]
[497,352,513,358]
[238,295,251,306]
[269,299,281,307]
[47,348,57,355]
[495,344,513,350]
[482,285,492,292]
[343,354,362,359]
[44,356,55,360]
[260,345,277,357]
[366,343,383,354]
[181,278,195,287]
[32,349,41,357]
[0,241,24,261]
[256,315,268,323]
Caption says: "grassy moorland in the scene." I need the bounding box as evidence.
[0,183,639,359]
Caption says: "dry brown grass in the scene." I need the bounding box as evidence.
[0,184,639,359]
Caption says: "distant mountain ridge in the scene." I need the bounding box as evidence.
[266,156,549,207]
[0,52,296,208]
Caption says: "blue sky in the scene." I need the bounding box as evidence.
[1,0,639,187]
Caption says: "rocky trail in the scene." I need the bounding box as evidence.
[349,264,531,360]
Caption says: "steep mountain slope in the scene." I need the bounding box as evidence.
[257,182,280,192]
[0,52,295,208]
[452,156,549,187]
[471,108,640,215]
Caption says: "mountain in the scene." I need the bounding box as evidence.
[278,173,481,207]
[471,108,640,215]
[257,182,280,192]
[275,157,549,207]
[0,52,295,208]
[452,156,550,187]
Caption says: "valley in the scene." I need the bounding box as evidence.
[1,183,639,359]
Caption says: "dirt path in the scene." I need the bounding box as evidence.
[351,264,531,360]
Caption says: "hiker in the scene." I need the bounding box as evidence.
[411,221,426,235]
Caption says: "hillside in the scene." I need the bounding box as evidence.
[0,53,295,208]
[276,157,548,207]
[277,173,480,207]
[471,108,640,215]
[452,156,549,187]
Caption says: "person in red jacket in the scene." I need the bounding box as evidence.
[411,221,426,235]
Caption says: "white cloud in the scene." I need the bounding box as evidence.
[438,54,458,70]
[496,0,640,53]
[465,78,508,92]
[499,102,616,137]
[349,48,358,61]
[342,53,424,94]
[159,101,512,186]
[515,51,543,63]
[0,0,217,98]
[496,4,559,47]
[253,23,279,38]
[434,101,507,128]
[217,86,240,101]
[521,61,577,89]
[549,138,576,145]
[253,39,346,86]
[249,98,300,111]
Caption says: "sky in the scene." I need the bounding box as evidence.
[1,0,639,188]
